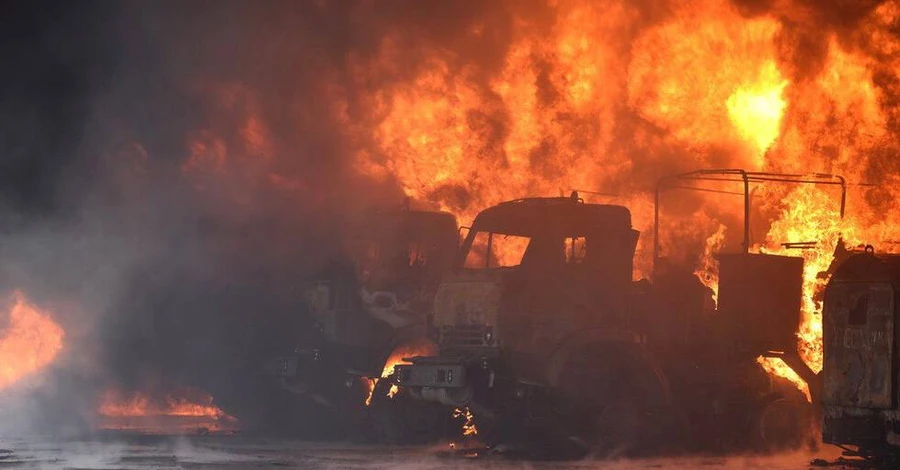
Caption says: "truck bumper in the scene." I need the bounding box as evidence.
[394,360,474,407]
[394,361,468,388]
[823,405,900,449]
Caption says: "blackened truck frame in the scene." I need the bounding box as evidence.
[652,168,847,402]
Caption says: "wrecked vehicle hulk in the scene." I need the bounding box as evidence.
[393,194,673,456]
[262,202,459,440]
[648,170,842,452]
[821,243,900,464]
[647,250,814,452]
[390,170,842,456]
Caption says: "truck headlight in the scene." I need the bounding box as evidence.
[484,327,494,345]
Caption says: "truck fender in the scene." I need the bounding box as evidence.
[376,332,438,379]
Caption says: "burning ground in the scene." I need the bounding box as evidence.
[0,0,900,443]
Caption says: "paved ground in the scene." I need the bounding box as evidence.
[0,432,862,469]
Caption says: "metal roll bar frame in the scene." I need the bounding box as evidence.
[653,169,846,402]
[653,169,846,276]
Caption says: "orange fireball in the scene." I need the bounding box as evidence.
[0,291,64,390]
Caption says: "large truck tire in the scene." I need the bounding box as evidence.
[557,342,673,459]
[366,377,447,445]
[755,393,811,452]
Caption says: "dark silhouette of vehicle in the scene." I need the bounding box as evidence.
[821,243,900,465]
[263,203,459,440]
[388,170,843,456]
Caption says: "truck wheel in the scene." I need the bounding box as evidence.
[757,397,805,451]
[558,344,669,459]
[367,379,445,445]
[591,399,643,458]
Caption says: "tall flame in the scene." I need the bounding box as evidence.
[694,224,727,305]
[186,0,900,404]
[0,291,64,390]
[339,1,900,396]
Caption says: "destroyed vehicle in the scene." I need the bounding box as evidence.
[390,170,841,455]
[647,252,813,451]
[393,194,673,457]
[263,205,458,429]
[646,170,841,452]
[822,244,900,463]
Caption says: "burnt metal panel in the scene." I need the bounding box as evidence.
[716,253,803,351]
[823,412,884,445]
[432,274,502,329]
[471,199,632,238]
[823,282,894,409]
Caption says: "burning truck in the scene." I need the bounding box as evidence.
[393,192,670,457]
[387,169,842,456]
[648,170,839,451]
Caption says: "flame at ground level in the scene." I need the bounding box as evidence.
[97,388,236,432]
[0,291,64,390]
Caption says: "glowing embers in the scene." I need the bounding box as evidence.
[453,406,478,436]
[0,291,64,390]
[96,388,237,433]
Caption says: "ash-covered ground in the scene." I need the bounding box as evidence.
[0,433,857,470]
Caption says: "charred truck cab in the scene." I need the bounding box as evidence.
[822,247,900,459]
[395,194,671,455]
